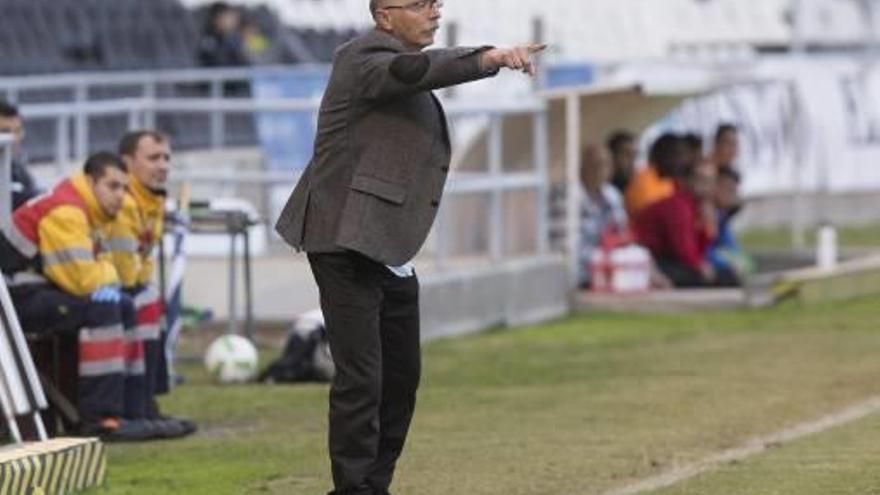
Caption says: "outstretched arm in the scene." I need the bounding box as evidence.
[359,43,546,100]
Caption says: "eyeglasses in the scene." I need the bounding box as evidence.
[0,126,24,136]
[381,0,443,14]
[0,126,24,139]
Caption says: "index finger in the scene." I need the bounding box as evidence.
[526,43,548,54]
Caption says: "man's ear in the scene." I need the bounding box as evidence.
[374,11,393,31]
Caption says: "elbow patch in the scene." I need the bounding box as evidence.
[389,53,431,84]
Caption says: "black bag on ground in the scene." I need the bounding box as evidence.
[259,310,334,383]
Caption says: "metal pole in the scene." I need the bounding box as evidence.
[565,93,582,288]
[55,116,70,174]
[210,81,225,149]
[0,380,22,443]
[0,135,12,233]
[434,202,447,271]
[158,228,167,330]
[127,107,141,131]
[32,412,47,441]
[488,115,504,261]
[533,108,550,254]
[144,81,157,129]
[74,84,89,160]
[444,21,459,99]
[243,224,254,340]
[790,0,808,249]
[532,16,546,92]
[790,83,808,250]
[228,225,238,335]
[856,0,879,57]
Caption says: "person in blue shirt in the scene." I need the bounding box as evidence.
[708,166,753,283]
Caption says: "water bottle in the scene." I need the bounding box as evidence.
[816,224,838,272]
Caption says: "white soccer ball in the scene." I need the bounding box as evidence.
[204,334,259,383]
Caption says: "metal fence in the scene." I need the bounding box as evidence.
[1,65,329,161]
[9,91,551,270]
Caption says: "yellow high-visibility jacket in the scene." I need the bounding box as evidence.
[6,172,119,296]
[106,178,164,289]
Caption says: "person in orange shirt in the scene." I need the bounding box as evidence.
[625,133,686,216]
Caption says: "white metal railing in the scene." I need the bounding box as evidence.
[0,65,328,100]
[19,96,326,166]
[4,65,330,161]
[16,95,550,270]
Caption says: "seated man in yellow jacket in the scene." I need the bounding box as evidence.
[108,130,195,437]
[0,152,159,441]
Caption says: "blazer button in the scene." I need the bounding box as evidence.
[441,166,449,172]
[431,200,440,207]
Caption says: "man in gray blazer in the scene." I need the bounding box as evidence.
[275,1,543,493]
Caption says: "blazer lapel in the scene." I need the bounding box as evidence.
[430,92,451,149]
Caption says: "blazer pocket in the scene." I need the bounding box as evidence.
[349,174,407,205]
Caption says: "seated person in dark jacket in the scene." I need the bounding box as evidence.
[197,2,248,68]
[0,100,40,210]
[605,130,638,196]
[633,162,738,288]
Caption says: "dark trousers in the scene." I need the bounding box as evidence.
[308,252,421,495]
[12,285,145,422]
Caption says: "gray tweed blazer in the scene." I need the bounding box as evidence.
[274,29,496,265]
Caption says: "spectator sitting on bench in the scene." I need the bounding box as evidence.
[578,144,628,288]
[0,153,171,441]
[711,123,740,172]
[708,166,753,283]
[632,161,740,288]
[198,2,247,68]
[108,130,196,437]
[605,130,638,197]
[0,100,40,210]
[625,133,685,217]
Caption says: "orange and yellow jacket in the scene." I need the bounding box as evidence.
[105,178,165,289]
[5,173,119,296]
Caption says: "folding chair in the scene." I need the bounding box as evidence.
[0,274,49,443]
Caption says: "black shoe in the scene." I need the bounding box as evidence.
[80,418,158,442]
[153,415,198,438]
[142,418,183,439]
[327,486,374,495]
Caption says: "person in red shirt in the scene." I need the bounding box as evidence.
[633,161,736,288]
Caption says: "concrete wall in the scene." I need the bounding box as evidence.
[420,256,570,341]
[736,191,880,231]
[177,253,570,341]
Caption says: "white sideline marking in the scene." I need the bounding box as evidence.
[603,396,880,495]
